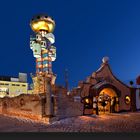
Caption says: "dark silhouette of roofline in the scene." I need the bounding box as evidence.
[0,76,18,81]
[95,63,130,89]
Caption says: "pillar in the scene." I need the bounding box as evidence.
[130,88,137,112]
[45,77,54,117]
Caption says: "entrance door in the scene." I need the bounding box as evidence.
[98,93,111,114]
[98,88,117,114]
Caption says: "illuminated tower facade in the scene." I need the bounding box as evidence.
[30,14,56,94]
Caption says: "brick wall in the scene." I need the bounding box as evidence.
[0,90,84,122]
[53,92,83,119]
[0,94,43,121]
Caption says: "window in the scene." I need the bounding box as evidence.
[125,96,131,105]
[22,85,26,87]
[15,84,20,86]
[5,83,9,85]
[12,84,15,86]
[0,83,4,85]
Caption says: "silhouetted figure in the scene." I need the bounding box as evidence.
[101,101,107,113]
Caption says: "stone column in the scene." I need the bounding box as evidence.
[45,77,54,117]
[115,97,119,112]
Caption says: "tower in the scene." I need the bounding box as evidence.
[30,14,56,76]
[30,14,56,117]
[30,14,56,92]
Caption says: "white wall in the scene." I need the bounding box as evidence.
[136,89,140,110]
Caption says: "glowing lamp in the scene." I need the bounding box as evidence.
[125,96,131,104]
[38,65,43,68]
[85,98,90,104]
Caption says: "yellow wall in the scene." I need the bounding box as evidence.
[27,89,34,94]
[0,80,28,97]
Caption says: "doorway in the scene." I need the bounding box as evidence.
[98,88,118,114]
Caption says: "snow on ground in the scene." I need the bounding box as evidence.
[0,112,140,132]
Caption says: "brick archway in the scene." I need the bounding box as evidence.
[89,83,121,114]
[89,84,121,98]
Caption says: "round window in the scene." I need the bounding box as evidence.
[125,96,131,104]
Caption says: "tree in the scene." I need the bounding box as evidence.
[129,81,134,86]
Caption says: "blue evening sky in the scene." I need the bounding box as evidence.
[0,0,140,89]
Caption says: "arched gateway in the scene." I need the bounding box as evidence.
[88,84,121,115]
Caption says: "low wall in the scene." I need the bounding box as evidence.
[53,93,83,119]
[0,94,43,121]
[0,92,84,123]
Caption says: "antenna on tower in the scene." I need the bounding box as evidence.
[64,68,69,91]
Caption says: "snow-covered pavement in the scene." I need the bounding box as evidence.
[0,112,140,132]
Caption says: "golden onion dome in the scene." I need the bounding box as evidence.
[30,14,55,33]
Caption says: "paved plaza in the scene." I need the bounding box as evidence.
[0,112,140,132]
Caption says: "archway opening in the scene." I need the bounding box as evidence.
[98,88,118,114]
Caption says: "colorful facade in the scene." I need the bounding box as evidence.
[30,14,57,96]
[30,15,56,77]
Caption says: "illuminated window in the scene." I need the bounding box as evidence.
[125,96,131,104]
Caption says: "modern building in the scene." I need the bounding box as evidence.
[0,73,28,98]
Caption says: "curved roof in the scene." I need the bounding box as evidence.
[94,63,130,89]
